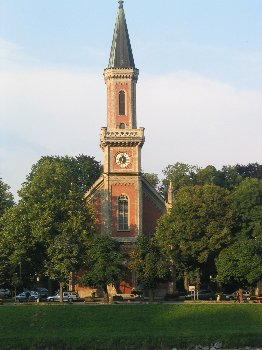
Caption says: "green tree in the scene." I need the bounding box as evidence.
[231,178,262,240]
[216,178,262,289]
[143,173,160,191]
[218,165,243,190]
[156,185,233,288]
[216,239,262,287]
[129,235,170,300]
[195,165,242,190]
[161,162,199,198]
[0,204,43,288]
[0,179,14,217]
[45,228,89,302]
[235,163,262,179]
[2,155,101,293]
[80,235,124,303]
[195,165,221,186]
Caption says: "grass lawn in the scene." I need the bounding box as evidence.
[0,303,262,349]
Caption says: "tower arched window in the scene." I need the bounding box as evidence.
[118,195,129,231]
[119,91,125,115]
[119,123,125,129]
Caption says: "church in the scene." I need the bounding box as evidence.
[78,1,169,295]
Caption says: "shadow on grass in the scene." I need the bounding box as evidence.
[0,303,262,349]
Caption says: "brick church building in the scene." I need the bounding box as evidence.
[77,1,170,296]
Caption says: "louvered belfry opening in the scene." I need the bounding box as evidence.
[119,91,126,115]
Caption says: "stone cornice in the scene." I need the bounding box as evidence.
[100,127,145,148]
[104,68,139,82]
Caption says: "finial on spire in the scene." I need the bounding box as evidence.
[118,0,124,8]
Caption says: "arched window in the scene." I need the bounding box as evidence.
[118,195,129,231]
[119,91,125,115]
[119,123,125,129]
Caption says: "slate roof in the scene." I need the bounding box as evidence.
[108,1,135,69]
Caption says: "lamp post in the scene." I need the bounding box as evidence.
[19,260,21,279]
[169,244,176,294]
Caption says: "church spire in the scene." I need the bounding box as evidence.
[108,0,135,69]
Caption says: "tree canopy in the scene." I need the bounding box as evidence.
[143,173,160,191]
[215,178,262,288]
[0,155,101,290]
[230,178,262,240]
[160,162,246,200]
[155,184,233,287]
[216,239,262,287]
[235,163,262,179]
[129,235,170,299]
[0,179,14,217]
[80,234,124,302]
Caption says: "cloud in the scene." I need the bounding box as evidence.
[138,71,262,174]
[0,67,105,198]
[236,51,262,66]
[1,67,262,199]
[0,38,28,64]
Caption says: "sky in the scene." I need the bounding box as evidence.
[1,0,262,199]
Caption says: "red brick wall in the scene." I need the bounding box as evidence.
[115,82,130,127]
[143,192,163,236]
[111,183,137,237]
[88,194,102,235]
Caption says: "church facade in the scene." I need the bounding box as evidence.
[82,1,167,295]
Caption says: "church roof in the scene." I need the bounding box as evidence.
[108,1,135,69]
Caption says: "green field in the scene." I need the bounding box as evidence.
[1,303,262,349]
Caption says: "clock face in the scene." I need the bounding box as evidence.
[116,152,130,168]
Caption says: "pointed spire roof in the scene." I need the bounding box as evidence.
[108,1,135,69]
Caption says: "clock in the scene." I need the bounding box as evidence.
[116,152,130,168]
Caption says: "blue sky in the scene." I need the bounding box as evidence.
[1,0,262,198]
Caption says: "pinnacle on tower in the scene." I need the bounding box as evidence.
[167,181,174,211]
[108,0,135,69]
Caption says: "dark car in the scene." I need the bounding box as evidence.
[197,290,215,300]
[37,287,48,299]
[225,292,236,301]
[0,288,11,298]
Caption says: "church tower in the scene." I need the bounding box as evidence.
[86,1,166,246]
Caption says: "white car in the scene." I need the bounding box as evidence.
[15,291,39,302]
[47,291,80,302]
[226,290,251,301]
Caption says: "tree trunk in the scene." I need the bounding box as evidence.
[59,282,64,304]
[103,285,109,303]
[184,271,189,292]
[169,264,177,294]
[149,288,154,302]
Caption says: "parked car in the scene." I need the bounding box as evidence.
[37,287,48,299]
[0,288,11,298]
[15,291,39,302]
[226,290,251,301]
[225,292,236,301]
[185,289,215,301]
[242,290,251,300]
[112,294,142,302]
[47,291,80,302]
